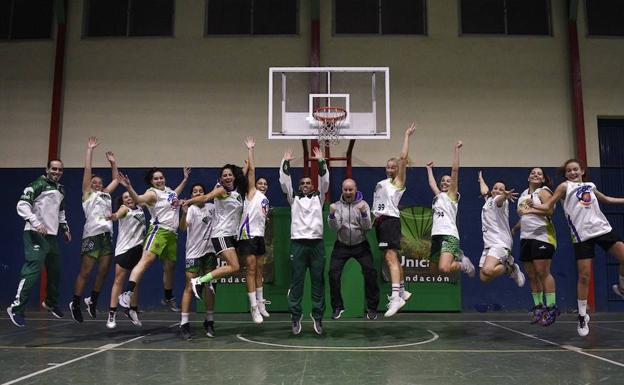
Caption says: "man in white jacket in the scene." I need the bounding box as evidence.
[280,147,329,335]
[328,178,379,320]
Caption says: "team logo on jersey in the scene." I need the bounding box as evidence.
[575,185,593,207]
[261,198,270,215]
[167,192,179,209]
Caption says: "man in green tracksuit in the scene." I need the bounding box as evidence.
[7,159,72,327]
[279,147,329,335]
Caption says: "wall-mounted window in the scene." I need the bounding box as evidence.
[206,0,298,35]
[0,0,54,40]
[586,0,624,37]
[334,0,426,35]
[84,0,174,37]
[460,0,551,36]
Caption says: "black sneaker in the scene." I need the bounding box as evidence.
[310,313,323,335]
[161,297,181,312]
[292,315,302,335]
[41,301,64,318]
[331,308,344,320]
[180,322,192,340]
[204,320,215,338]
[69,300,83,323]
[366,308,378,320]
[84,297,97,319]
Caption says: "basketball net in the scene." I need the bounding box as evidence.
[313,106,347,147]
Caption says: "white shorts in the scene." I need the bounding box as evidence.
[479,246,512,267]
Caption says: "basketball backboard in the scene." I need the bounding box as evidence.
[268,67,390,140]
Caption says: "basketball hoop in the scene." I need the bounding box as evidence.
[313,106,347,147]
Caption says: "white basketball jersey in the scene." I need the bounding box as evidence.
[431,192,460,239]
[481,196,512,249]
[82,191,113,238]
[185,203,215,259]
[372,178,405,218]
[114,206,146,256]
[212,184,243,238]
[563,181,612,243]
[147,187,180,232]
[517,187,557,246]
[239,191,269,239]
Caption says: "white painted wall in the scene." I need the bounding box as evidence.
[0,0,622,168]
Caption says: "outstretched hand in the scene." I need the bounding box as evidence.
[283,148,296,162]
[105,151,116,163]
[183,167,191,179]
[87,136,99,150]
[244,136,255,150]
[311,147,324,160]
[405,122,417,137]
[116,172,131,188]
[456,140,463,149]
[502,189,519,203]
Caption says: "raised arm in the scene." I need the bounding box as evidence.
[245,136,257,199]
[173,167,191,196]
[279,148,295,206]
[311,147,330,204]
[532,182,567,211]
[82,137,99,197]
[395,123,417,188]
[103,151,120,193]
[448,141,462,200]
[478,170,489,198]
[595,190,624,205]
[425,162,441,196]
[116,172,157,206]
[107,205,129,222]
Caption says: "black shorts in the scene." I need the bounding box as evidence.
[374,216,402,250]
[519,239,555,262]
[211,236,237,255]
[115,244,143,270]
[573,231,622,260]
[237,237,266,257]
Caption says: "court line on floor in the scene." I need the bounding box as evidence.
[236,329,439,350]
[0,321,73,338]
[1,322,178,385]
[485,321,624,368]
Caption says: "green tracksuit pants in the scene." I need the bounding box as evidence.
[288,239,325,321]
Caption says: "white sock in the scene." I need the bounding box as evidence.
[248,292,257,307]
[205,311,214,322]
[256,287,264,302]
[180,312,190,325]
[619,274,624,289]
[399,281,405,296]
[578,299,587,317]
[391,284,400,298]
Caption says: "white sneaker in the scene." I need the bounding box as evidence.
[510,263,526,287]
[384,295,406,317]
[460,254,476,278]
[190,277,204,299]
[257,299,270,318]
[118,291,132,308]
[106,312,117,329]
[577,314,590,337]
[251,306,263,324]
[400,290,412,301]
[612,284,624,300]
[125,308,142,327]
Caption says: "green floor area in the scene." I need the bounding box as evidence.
[1,312,624,384]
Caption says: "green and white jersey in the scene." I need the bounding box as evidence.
[212,183,243,238]
[239,191,269,240]
[82,190,113,238]
[517,187,557,247]
[17,175,69,236]
[115,205,146,256]
[431,192,460,239]
[563,181,612,243]
[146,186,180,232]
[372,178,405,219]
[185,203,215,259]
[481,195,512,249]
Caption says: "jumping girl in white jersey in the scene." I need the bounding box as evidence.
[239,137,271,323]
[105,192,146,328]
[477,171,525,287]
[425,140,475,278]
[179,183,217,340]
[187,161,246,301]
[70,137,119,323]
[513,168,559,326]
[372,123,416,317]
[531,159,624,336]
[116,167,190,325]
